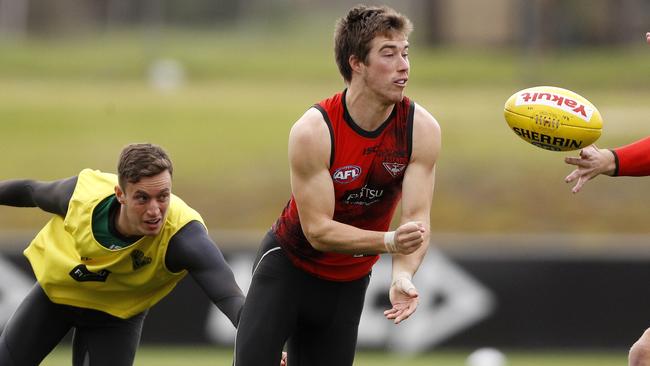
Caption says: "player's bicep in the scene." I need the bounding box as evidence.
[291,164,335,225]
[288,110,334,234]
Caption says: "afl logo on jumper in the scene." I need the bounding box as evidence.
[333,165,361,184]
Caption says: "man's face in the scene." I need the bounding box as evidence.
[115,170,172,237]
[360,34,410,103]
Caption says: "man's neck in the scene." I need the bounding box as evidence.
[345,86,394,131]
[114,204,137,238]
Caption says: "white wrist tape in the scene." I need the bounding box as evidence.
[384,231,397,253]
[391,273,413,287]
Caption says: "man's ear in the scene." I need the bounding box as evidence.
[349,54,363,75]
[115,185,126,204]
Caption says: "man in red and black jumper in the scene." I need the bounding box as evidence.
[234,4,441,366]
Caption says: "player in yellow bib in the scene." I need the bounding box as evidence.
[0,143,246,366]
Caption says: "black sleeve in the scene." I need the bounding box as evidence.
[0,176,78,216]
[166,221,245,327]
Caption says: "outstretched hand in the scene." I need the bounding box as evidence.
[384,275,419,324]
[646,32,649,45]
[564,145,616,193]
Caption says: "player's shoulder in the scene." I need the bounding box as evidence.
[295,107,327,127]
[409,102,441,162]
[412,102,440,134]
[288,107,332,167]
[289,107,330,146]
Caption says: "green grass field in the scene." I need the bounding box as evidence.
[1,28,650,237]
[39,345,626,366]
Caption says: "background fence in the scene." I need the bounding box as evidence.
[1,233,648,352]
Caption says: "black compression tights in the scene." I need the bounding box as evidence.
[234,233,370,366]
[0,284,146,366]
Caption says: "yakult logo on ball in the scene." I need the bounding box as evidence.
[516,91,595,122]
[333,165,361,184]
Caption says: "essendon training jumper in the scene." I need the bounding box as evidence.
[272,89,414,281]
[612,136,650,176]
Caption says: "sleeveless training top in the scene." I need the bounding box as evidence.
[273,89,414,281]
[24,168,204,319]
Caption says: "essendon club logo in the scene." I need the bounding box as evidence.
[383,162,406,177]
[333,165,361,184]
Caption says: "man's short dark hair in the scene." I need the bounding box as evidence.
[117,143,173,189]
[334,5,413,83]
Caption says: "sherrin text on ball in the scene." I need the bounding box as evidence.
[504,86,603,151]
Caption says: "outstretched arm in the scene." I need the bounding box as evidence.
[166,221,245,327]
[565,137,650,193]
[385,104,440,324]
[167,225,287,365]
[564,145,616,193]
[0,176,77,216]
[565,34,650,193]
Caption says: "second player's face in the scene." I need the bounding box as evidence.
[116,170,172,237]
[361,34,410,103]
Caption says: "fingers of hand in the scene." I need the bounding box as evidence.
[564,169,580,183]
[384,299,418,324]
[384,307,400,317]
[566,145,597,166]
[568,153,594,168]
[565,156,593,168]
[383,302,408,318]
[397,241,421,254]
[394,301,418,324]
[395,229,424,254]
[581,145,598,157]
[401,232,423,244]
[399,221,423,234]
[572,177,586,194]
[564,156,580,166]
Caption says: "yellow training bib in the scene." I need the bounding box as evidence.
[24,169,204,318]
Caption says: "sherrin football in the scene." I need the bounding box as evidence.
[504,86,603,151]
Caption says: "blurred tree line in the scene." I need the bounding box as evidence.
[0,0,648,47]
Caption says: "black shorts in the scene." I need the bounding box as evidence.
[0,283,146,366]
[234,232,370,366]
